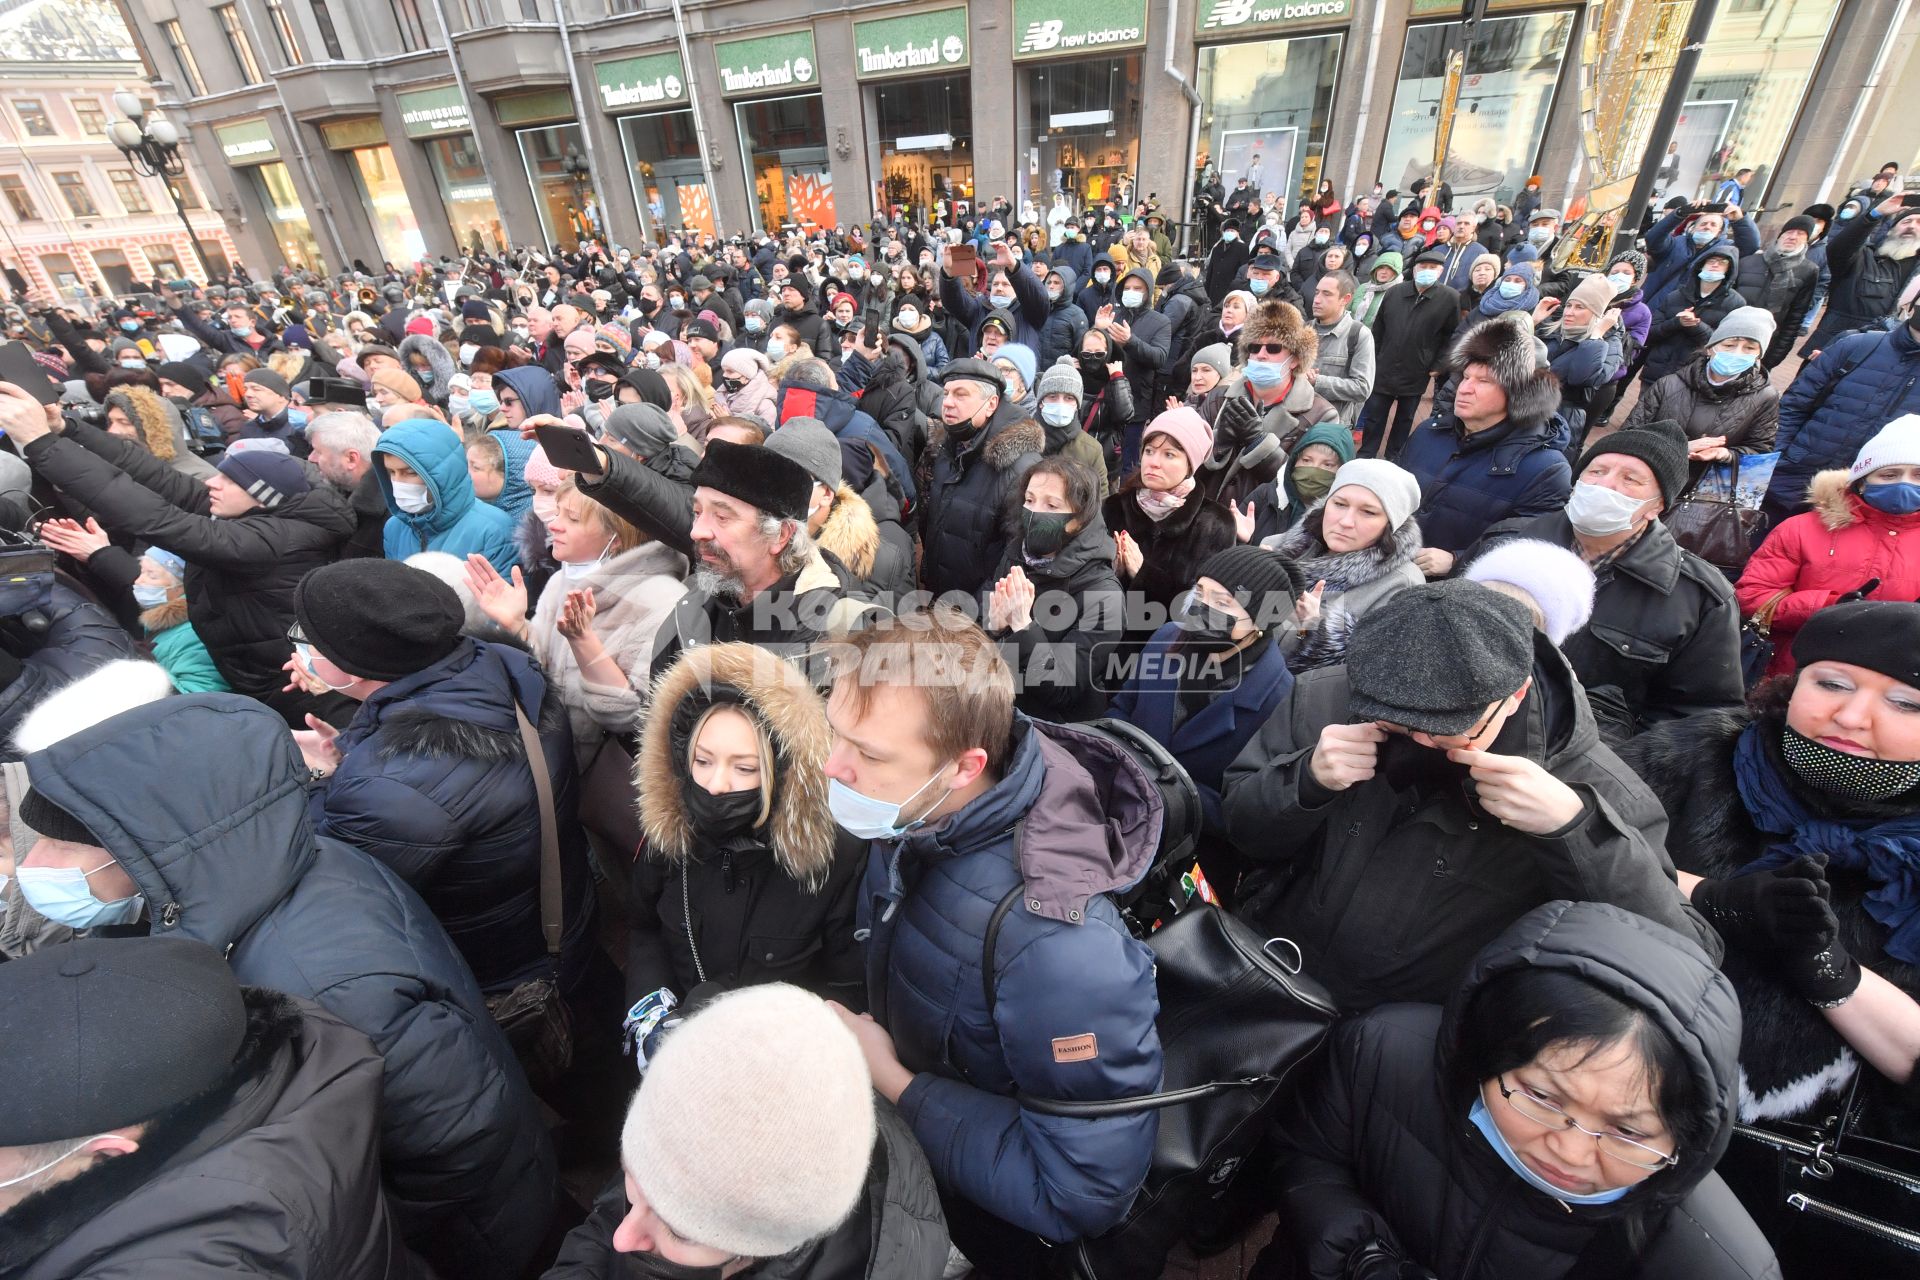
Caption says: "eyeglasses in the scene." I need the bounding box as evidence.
[1246,342,1291,355]
[1497,1077,1678,1171]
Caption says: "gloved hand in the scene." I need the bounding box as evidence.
[1213,394,1263,453]
[1836,577,1881,604]
[1766,855,1863,1006]
[1347,1240,1437,1280]
[1689,855,1838,951]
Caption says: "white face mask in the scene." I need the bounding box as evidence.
[1566,481,1650,536]
[559,535,617,580]
[390,479,432,514]
[531,492,560,530]
[895,309,920,329]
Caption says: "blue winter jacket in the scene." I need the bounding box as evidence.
[1401,411,1573,553]
[773,379,918,507]
[495,364,562,418]
[1766,321,1920,509]
[374,417,520,572]
[942,255,1052,353]
[1642,208,1762,311]
[314,638,597,996]
[859,715,1164,1242]
[30,694,556,1280]
[485,427,536,522]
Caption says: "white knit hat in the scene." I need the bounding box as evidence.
[1328,458,1422,531]
[1850,414,1920,483]
[620,984,876,1257]
[1462,538,1597,644]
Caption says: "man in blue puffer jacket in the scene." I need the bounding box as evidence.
[374,417,519,572]
[1641,201,1762,311]
[295,559,597,998]
[824,610,1163,1277]
[1762,313,1920,525]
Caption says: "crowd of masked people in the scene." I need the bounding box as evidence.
[0,161,1915,1280]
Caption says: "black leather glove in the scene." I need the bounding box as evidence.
[1214,394,1262,452]
[1689,855,1837,951]
[1347,1240,1437,1280]
[1836,577,1881,604]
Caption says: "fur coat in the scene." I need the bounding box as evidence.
[1272,512,1426,672]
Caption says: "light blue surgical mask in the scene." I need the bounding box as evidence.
[294,641,358,691]
[1862,481,1920,515]
[468,388,499,416]
[1690,228,1716,246]
[1248,277,1272,296]
[1498,279,1526,299]
[1698,267,1726,283]
[1413,268,1441,288]
[744,316,765,333]
[1607,272,1635,295]
[989,292,1016,309]
[132,582,172,609]
[16,861,146,929]
[1120,288,1145,309]
[1839,206,1860,220]
[1527,226,1554,247]
[827,765,952,841]
[1469,1096,1632,1205]
[1708,350,1757,379]
[1040,400,1077,427]
[1243,359,1290,391]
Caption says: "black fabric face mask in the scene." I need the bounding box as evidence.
[1377,733,1470,793]
[682,779,763,839]
[1022,509,1074,558]
[585,379,617,401]
[1173,594,1242,650]
[622,1249,736,1280]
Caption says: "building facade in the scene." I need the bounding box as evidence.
[109,0,1918,275]
[0,0,240,301]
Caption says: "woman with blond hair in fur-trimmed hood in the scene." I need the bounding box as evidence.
[625,641,868,1015]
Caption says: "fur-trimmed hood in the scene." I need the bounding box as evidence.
[397,332,456,397]
[1239,297,1317,367]
[638,641,838,886]
[1450,311,1561,428]
[925,413,1046,472]
[817,482,880,579]
[1809,467,1862,529]
[139,590,191,636]
[103,385,182,461]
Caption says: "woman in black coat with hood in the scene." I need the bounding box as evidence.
[627,642,866,1017]
[1102,404,1235,651]
[1255,900,1779,1280]
[984,455,1124,722]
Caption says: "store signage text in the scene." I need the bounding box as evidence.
[596,51,687,111]
[714,31,818,96]
[215,119,279,164]
[1197,0,1348,34]
[1011,0,1149,59]
[853,7,970,81]
[397,86,471,138]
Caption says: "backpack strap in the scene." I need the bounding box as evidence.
[514,701,563,957]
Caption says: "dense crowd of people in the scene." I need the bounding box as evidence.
[0,161,1917,1280]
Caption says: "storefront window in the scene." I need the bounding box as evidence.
[1195,33,1343,215]
[1673,0,1840,203]
[617,110,714,241]
[1020,55,1143,210]
[426,135,507,255]
[1381,12,1575,207]
[871,76,973,221]
[735,95,834,233]
[249,161,325,273]
[517,123,600,248]
[350,145,426,266]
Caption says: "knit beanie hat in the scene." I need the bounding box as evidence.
[721,347,769,380]
[993,342,1038,391]
[1850,414,1920,482]
[522,444,565,491]
[1189,343,1233,382]
[294,559,465,681]
[157,361,210,397]
[595,323,633,360]
[1346,581,1536,734]
[603,403,680,460]
[1563,273,1617,322]
[1791,600,1920,689]
[1708,305,1777,350]
[461,298,492,322]
[1576,417,1691,506]
[144,545,187,579]
[690,438,814,523]
[1197,544,1301,623]
[1239,298,1316,366]
[1328,459,1421,531]
[1463,538,1598,644]
[1503,243,1541,282]
[372,367,423,403]
[0,937,248,1146]
[1140,405,1214,473]
[1782,215,1818,239]
[1035,355,1084,408]
[405,314,437,337]
[765,418,843,490]
[1607,248,1648,284]
[242,367,291,399]
[215,447,312,509]
[620,984,875,1257]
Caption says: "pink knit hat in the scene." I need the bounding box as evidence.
[523,444,568,488]
[1141,406,1214,472]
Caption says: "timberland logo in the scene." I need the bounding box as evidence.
[720,57,815,93]
[858,37,966,74]
[1052,1033,1099,1063]
[601,75,682,108]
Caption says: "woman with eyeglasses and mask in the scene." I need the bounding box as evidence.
[1258,900,1775,1279]
[1620,603,1920,1251]
[1111,544,1300,901]
[983,456,1123,722]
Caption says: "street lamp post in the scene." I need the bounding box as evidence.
[107,91,214,282]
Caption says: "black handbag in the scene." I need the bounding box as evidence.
[1739,588,1790,689]
[1727,1076,1920,1268]
[983,893,1338,1280]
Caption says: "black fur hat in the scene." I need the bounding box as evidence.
[1449,312,1561,429]
[690,438,814,523]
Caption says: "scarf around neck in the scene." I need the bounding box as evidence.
[1732,721,1920,965]
[1135,477,1195,521]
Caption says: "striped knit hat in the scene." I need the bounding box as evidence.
[215,448,311,509]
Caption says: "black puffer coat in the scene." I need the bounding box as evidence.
[1732,248,1818,367]
[22,420,354,702]
[627,643,866,1008]
[986,509,1125,722]
[918,407,1045,598]
[1620,707,1920,1136]
[1263,900,1779,1280]
[1470,511,1743,742]
[1621,353,1779,482]
[0,990,429,1280]
[1222,633,1721,1010]
[0,578,137,755]
[1641,269,1749,384]
[542,1100,949,1280]
[1102,480,1237,646]
[25,694,555,1280]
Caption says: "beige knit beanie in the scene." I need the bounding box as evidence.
[620,984,877,1257]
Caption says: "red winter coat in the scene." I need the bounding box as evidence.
[1735,469,1920,677]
